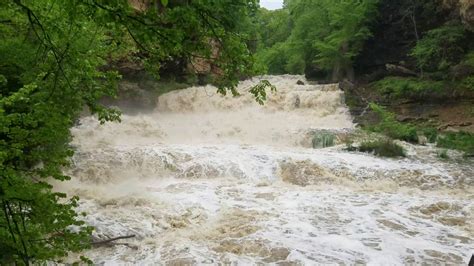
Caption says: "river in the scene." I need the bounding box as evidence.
[57,75,473,264]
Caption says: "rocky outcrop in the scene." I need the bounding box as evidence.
[187,40,223,78]
[129,0,149,12]
[461,0,474,30]
[344,83,474,133]
[443,0,474,31]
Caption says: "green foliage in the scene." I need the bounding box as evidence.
[255,0,378,78]
[460,76,474,91]
[418,127,438,143]
[437,131,474,156]
[0,0,260,263]
[255,8,291,49]
[367,103,418,142]
[437,149,449,159]
[411,24,466,72]
[367,105,474,155]
[312,0,378,80]
[459,52,474,90]
[358,139,406,157]
[256,42,291,74]
[373,77,444,98]
[463,51,474,67]
[249,80,277,105]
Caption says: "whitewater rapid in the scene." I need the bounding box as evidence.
[59,75,473,264]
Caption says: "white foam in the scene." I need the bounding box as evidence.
[60,75,473,264]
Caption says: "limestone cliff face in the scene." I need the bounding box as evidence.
[187,40,223,78]
[460,0,474,30]
[444,0,474,30]
[128,0,150,12]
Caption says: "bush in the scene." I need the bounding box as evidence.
[373,77,445,98]
[359,139,406,157]
[367,103,419,142]
[410,24,466,72]
[460,76,474,91]
[437,149,449,159]
[418,127,438,143]
[256,43,290,74]
[437,131,474,156]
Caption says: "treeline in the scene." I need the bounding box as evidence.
[254,0,474,94]
[254,0,378,81]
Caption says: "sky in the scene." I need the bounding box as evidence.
[260,0,284,10]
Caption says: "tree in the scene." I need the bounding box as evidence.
[410,24,466,73]
[255,0,378,80]
[0,0,262,263]
[313,0,378,81]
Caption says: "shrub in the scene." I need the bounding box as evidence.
[367,103,418,142]
[373,77,445,98]
[359,139,406,157]
[410,24,466,72]
[418,127,438,143]
[256,43,290,74]
[460,76,474,91]
[437,131,474,156]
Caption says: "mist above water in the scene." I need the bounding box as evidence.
[74,75,353,148]
[61,75,473,264]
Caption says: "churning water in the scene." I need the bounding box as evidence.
[59,75,473,264]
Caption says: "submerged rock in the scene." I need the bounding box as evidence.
[417,135,428,145]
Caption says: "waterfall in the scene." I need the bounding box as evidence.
[58,75,473,264]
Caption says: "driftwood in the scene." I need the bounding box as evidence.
[92,235,136,246]
[385,64,418,77]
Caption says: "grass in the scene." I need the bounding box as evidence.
[366,103,440,144]
[437,131,474,156]
[367,103,419,143]
[358,139,406,157]
[373,77,445,99]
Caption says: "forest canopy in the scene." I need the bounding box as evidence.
[255,0,474,89]
[255,0,379,81]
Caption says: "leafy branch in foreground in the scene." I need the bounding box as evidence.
[250,80,277,105]
[0,0,260,263]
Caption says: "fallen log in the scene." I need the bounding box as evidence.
[92,235,136,246]
[385,64,418,77]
